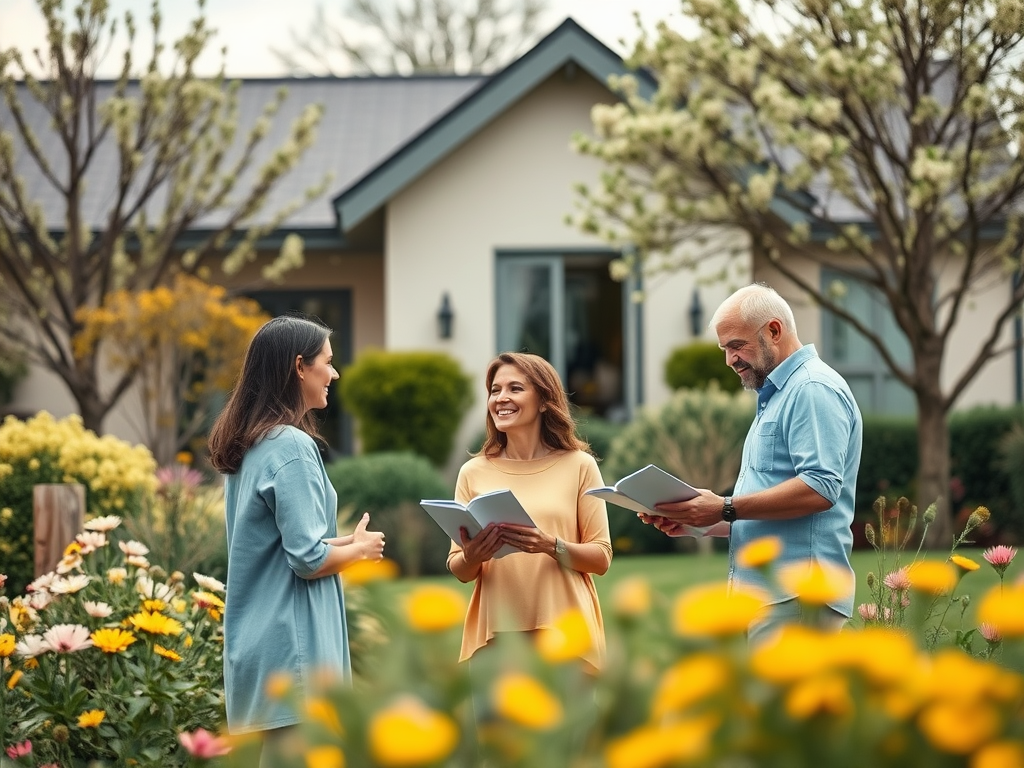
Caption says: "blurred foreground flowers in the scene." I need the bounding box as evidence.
[218,538,1024,768]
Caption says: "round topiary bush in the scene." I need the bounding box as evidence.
[340,350,473,467]
[664,341,741,393]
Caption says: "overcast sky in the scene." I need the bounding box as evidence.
[0,0,687,77]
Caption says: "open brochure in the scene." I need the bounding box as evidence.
[420,489,537,558]
[585,464,731,538]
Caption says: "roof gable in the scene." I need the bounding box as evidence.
[331,18,657,234]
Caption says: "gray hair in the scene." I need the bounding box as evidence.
[710,283,797,334]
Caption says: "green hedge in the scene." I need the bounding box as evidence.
[326,452,454,577]
[664,341,741,393]
[339,350,473,467]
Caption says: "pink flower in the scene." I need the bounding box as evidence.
[979,622,1002,643]
[0,573,6,589]
[857,603,878,621]
[983,545,1017,576]
[42,624,94,653]
[27,572,56,593]
[883,566,911,591]
[5,740,31,758]
[157,465,203,493]
[178,728,232,758]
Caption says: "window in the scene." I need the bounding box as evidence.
[496,252,628,420]
[246,289,353,456]
[820,270,915,416]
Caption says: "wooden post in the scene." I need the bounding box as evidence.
[33,483,85,577]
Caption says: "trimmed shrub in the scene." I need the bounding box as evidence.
[574,411,627,463]
[603,386,754,554]
[664,341,741,393]
[340,350,473,467]
[326,452,453,576]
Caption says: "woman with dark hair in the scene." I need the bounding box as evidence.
[208,315,385,752]
[447,351,612,673]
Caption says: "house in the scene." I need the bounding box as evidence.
[5,18,1019,470]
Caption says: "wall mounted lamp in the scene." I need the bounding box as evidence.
[689,288,704,337]
[437,292,454,339]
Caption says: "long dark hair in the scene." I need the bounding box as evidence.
[477,351,590,458]
[208,315,332,474]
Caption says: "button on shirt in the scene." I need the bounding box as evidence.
[729,344,863,617]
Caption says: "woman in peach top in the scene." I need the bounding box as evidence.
[447,352,613,678]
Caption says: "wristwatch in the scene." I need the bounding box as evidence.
[722,496,737,523]
[554,537,568,564]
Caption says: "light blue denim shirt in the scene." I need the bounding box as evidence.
[730,344,863,617]
[223,425,350,733]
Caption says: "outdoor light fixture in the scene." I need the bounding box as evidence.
[437,292,454,339]
[689,288,704,337]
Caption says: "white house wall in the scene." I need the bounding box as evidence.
[385,69,709,470]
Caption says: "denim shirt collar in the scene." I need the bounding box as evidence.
[756,344,818,403]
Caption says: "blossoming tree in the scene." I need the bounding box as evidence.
[571,0,1024,544]
[0,0,326,434]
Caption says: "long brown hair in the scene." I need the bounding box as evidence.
[477,352,590,457]
[208,315,332,474]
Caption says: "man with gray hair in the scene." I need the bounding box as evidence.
[645,282,862,643]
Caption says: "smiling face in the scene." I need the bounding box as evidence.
[717,313,780,391]
[488,364,544,438]
[297,339,339,413]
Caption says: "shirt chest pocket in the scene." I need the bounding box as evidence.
[754,421,777,472]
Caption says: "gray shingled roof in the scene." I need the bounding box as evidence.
[4,75,485,231]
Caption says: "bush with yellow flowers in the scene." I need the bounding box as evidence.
[0,516,225,767]
[209,541,1024,768]
[0,412,158,594]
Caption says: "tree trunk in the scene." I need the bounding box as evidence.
[74,386,109,435]
[916,391,952,548]
[33,483,85,577]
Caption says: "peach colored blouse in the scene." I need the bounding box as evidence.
[447,450,612,669]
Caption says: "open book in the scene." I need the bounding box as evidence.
[585,464,731,538]
[420,489,537,558]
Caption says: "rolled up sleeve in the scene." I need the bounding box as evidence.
[260,457,331,578]
[788,382,855,506]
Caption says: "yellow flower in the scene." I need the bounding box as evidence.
[651,653,731,718]
[492,673,563,730]
[77,709,106,728]
[611,576,652,617]
[176,451,193,465]
[950,554,980,573]
[154,645,182,662]
[306,697,344,736]
[172,598,187,613]
[403,585,466,632]
[368,696,458,767]
[830,628,920,687]
[977,584,1024,638]
[306,746,345,768]
[107,567,128,584]
[971,741,1024,768]
[785,673,853,720]
[536,608,593,663]
[143,599,167,613]
[265,672,292,699]
[604,715,718,768]
[918,701,1000,754]
[736,536,782,569]
[343,557,401,586]
[63,541,82,557]
[673,582,766,638]
[91,628,137,654]
[906,561,958,595]
[129,611,184,636]
[777,561,854,606]
[750,624,834,683]
[192,591,225,610]
[7,670,22,689]
[0,633,14,657]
